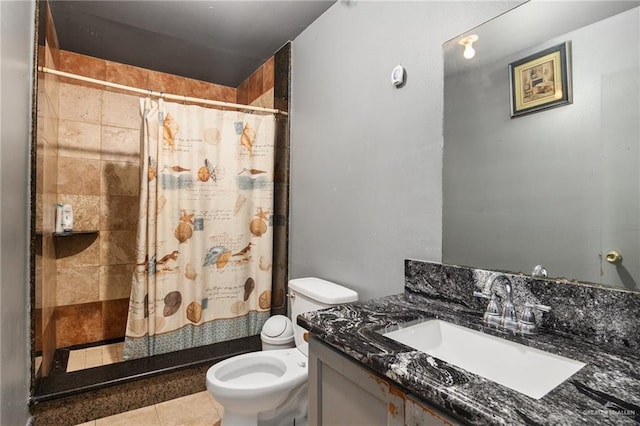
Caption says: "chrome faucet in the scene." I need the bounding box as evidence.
[474,272,550,335]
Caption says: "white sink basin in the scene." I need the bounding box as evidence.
[383,319,585,399]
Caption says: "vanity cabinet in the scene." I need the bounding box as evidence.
[308,337,458,426]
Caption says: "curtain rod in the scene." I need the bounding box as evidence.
[38,66,287,116]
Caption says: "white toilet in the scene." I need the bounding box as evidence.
[206,277,358,426]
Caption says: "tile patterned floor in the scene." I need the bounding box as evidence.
[74,390,223,425]
[66,342,124,372]
[36,342,126,376]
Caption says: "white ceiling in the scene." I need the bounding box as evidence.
[49,0,336,87]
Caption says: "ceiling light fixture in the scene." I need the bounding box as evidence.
[459,35,479,60]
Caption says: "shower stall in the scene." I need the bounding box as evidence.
[31,3,291,420]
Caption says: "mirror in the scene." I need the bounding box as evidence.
[443,1,639,290]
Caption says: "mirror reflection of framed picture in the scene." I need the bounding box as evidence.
[509,41,572,118]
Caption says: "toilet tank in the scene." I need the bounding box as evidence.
[288,277,358,356]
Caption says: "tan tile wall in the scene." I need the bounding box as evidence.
[53,51,239,348]
[237,56,275,108]
[54,74,139,347]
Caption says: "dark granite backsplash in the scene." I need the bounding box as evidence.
[405,259,640,351]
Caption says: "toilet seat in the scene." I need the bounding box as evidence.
[206,348,307,405]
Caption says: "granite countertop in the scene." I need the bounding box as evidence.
[298,293,640,426]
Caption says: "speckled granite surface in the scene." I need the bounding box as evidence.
[298,260,640,425]
[32,365,210,426]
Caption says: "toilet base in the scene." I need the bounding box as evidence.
[257,382,307,426]
[221,411,258,426]
[219,382,308,426]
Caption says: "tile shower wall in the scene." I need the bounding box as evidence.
[237,56,275,108]
[53,51,275,348]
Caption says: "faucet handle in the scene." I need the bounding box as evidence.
[521,303,551,323]
[519,303,551,335]
[474,292,502,328]
[524,302,551,312]
[474,292,501,314]
[473,291,490,299]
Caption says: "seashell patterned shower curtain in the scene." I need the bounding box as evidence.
[123,98,275,360]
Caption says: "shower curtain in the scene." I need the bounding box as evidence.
[124,98,275,360]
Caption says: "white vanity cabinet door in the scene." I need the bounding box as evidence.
[308,337,404,426]
[308,337,459,426]
[405,394,459,426]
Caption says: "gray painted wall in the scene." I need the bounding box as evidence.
[289,1,520,301]
[1,0,34,424]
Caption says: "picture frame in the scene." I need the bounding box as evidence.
[509,41,572,118]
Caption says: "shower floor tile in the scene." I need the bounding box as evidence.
[74,390,223,426]
[67,342,124,372]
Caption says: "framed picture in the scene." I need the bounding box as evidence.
[509,41,572,118]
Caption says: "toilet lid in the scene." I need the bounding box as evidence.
[262,315,292,338]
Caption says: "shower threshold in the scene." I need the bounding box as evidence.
[31,334,260,403]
